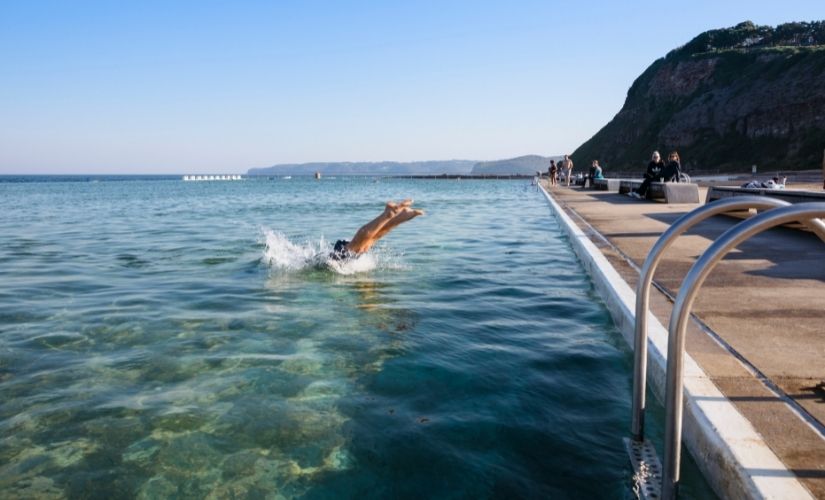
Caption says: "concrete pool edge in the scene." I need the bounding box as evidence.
[538,184,812,499]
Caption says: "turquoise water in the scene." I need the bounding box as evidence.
[0,177,712,498]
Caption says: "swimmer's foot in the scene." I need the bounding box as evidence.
[385,199,415,217]
[384,201,402,217]
[392,207,424,224]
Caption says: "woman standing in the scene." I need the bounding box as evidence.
[548,160,557,187]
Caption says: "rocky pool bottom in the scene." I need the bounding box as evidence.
[0,177,713,498]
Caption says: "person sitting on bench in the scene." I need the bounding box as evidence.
[592,160,604,181]
[661,151,683,182]
[628,151,665,199]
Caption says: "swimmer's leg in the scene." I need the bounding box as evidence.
[346,202,422,254]
[373,207,424,240]
[345,200,408,254]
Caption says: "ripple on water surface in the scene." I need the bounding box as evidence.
[0,178,714,498]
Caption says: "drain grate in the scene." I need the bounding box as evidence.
[624,437,663,499]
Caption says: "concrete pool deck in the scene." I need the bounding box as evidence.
[540,182,825,498]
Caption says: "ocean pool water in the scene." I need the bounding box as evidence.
[0,176,713,498]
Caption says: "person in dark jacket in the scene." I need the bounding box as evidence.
[661,151,682,182]
[628,151,665,199]
[585,161,596,188]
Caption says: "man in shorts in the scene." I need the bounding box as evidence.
[562,154,574,187]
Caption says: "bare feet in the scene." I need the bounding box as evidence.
[384,199,414,217]
[392,207,425,223]
[345,199,424,254]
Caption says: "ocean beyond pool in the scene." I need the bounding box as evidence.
[0,176,712,498]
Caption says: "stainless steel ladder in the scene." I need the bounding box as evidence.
[626,197,825,499]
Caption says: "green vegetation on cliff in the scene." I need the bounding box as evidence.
[572,21,825,173]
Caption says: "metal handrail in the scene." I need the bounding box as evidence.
[630,197,825,441]
[661,203,825,498]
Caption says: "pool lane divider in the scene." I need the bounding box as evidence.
[538,184,812,500]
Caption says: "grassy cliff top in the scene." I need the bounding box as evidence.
[668,20,825,58]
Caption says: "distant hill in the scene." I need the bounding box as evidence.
[470,155,560,175]
[248,160,476,176]
[572,21,825,173]
[248,155,565,176]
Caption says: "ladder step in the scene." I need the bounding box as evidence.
[624,437,663,499]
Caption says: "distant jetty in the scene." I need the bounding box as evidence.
[182,175,243,181]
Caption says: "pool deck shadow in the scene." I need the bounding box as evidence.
[543,183,825,499]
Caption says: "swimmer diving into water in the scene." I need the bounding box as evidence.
[331,199,425,260]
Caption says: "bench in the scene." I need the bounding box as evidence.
[706,186,825,238]
[619,180,700,203]
[592,178,622,191]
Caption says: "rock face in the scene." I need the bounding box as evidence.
[572,21,825,172]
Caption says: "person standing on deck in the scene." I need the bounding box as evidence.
[562,154,574,187]
[548,160,557,187]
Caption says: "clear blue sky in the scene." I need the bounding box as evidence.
[1,1,821,174]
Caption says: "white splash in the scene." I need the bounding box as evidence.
[261,228,380,275]
[261,229,326,270]
[326,252,378,275]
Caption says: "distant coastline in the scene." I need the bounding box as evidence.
[247,154,563,177]
[0,173,541,183]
